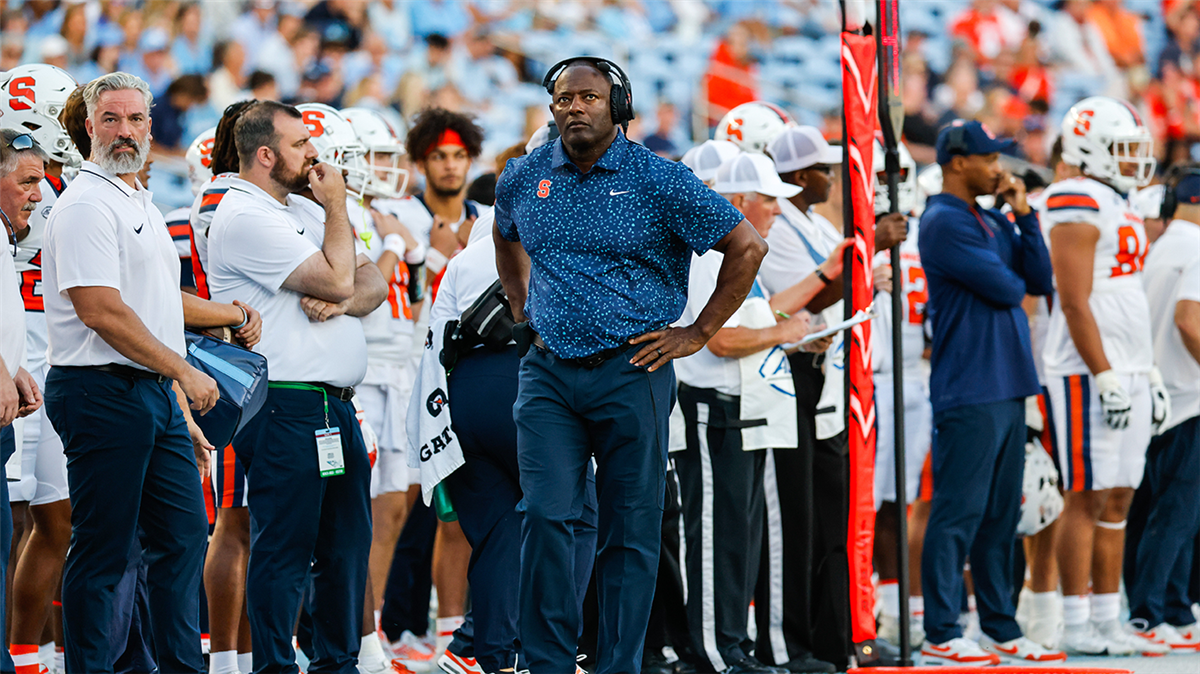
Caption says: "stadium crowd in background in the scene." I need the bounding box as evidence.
[2,2,1200,674]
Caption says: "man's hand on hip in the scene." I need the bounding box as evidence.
[629,325,708,372]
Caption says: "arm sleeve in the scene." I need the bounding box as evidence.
[922,209,1027,308]
[1011,210,1054,296]
[493,163,521,243]
[658,162,744,254]
[220,210,320,293]
[50,202,121,292]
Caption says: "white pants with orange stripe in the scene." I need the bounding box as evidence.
[1047,372,1151,492]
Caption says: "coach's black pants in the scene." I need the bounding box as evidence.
[45,368,208,674]
[674,384,766,672]
[755,352,850,671]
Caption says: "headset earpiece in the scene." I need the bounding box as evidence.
[1159,165,1200,220]
[542,56,635,127]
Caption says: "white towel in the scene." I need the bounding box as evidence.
[406,316,465,505]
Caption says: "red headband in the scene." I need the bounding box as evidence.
[426,129,465,156]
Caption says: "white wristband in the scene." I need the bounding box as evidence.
[383,234,407,259]
[1094,369,1121,393]
[1148,366,1164,387]
[404,241,427,265]
[425,248,448,275]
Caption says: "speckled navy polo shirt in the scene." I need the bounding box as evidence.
[495,131,744,359]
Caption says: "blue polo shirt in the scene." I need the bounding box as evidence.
[495,132,744,359]
[918,193,1054,413]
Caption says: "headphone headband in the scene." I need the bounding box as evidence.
[542,56,635,128]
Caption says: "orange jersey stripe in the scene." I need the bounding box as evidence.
[918,452,934,502]
[168,223,191,239]
[1069,376,1086,493]
[200,192,224,208]
[221,444,236,508]
[1045,194,1100,211]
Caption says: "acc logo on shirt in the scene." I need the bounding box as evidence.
[536,180,551,198]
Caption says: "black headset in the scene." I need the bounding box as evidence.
[1160,164,1200,220]
[542,56,635,128]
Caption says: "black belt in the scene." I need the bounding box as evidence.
[297,381,356,402]
[533,335,632,369]
[65,364,168,384]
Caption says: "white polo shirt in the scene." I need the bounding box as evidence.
[2,225,24,377]
[42,162,185,370]
[674,251,742,395]
[1143,218,1200,431]
[428,210,501,324]
[206,178,367,388]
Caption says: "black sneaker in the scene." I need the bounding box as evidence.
[779,654,836,673]
[723,657,788,674]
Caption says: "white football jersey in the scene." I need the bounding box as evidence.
[872,217,927,376]
[187,173,237,299]
[15,174,68,368]
[347,196,416,365]
[1040,176,1153,376]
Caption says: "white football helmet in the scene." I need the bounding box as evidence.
[872,136,918,216]
[715,101,796,154]
[1018,438,1064,537]
[0,64,81,167]
[184,126,217,196]
[1061,96,1155,194]
[295,103,370,200]
[341,106,408,199]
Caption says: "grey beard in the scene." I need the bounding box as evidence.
[95,135,150,175]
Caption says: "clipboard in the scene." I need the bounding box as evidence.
[798,307,875,345]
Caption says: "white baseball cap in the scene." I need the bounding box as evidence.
[680,139,740,183]
[767,126,842,173]
[713,152,801,199]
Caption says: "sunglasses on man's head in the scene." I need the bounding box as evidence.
[4,133,34,151]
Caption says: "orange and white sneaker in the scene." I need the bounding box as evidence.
[437,650,483,674]
[920,637,1001,666]
[390,630,437,671]
[980,635,1067,662]
[1138,623,1200,652]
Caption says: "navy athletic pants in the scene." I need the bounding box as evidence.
[236,387,372,674]
[1,424,15,674]
[515,345,674,674]
[1128,415,1200,627]
[44,367,208,674]
[447,345,598,672]
[921,399,1025,645]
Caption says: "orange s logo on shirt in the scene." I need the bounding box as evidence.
[536,180,551,198]
[302,110,326,137]
[906,266,928,325]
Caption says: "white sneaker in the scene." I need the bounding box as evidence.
[920,637,1001,666]
[390,631,437,672]
[1015,588,1032,634]
[1025,607,1063,650]
[1136,623,1200,652]
[980,635,1067,662]
[908,615,926,650]
[1060,622,1134,656]
[1094,619,1170,656]
[437,650,484,674]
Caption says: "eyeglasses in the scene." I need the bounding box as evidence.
[4,133,34,151]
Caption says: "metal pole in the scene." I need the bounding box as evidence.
[876,0,912,665]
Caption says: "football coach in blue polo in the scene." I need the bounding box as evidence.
[493,57,768,674]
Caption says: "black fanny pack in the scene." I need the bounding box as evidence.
[442,280,515,370]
